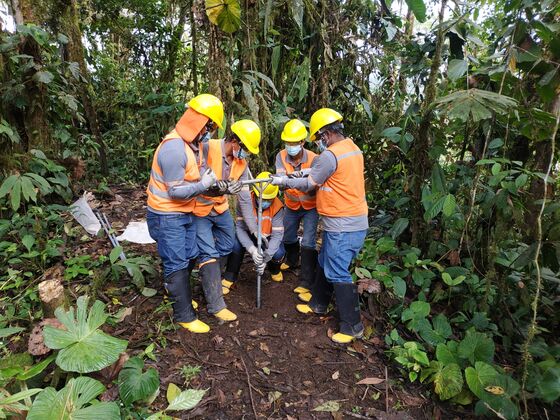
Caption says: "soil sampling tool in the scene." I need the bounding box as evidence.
[93,209,132,276]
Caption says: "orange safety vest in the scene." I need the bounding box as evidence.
[146,129,200,213]
[193,139,248,217]
[244,194,283,237]
[279,149,317,211]
[316,138,368,218]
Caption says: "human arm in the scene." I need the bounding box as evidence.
[158,140,216,199]
[272,152,336,193]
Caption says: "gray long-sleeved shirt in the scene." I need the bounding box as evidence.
[198,140,255,224]
[147,138,208,214]
[284,150,368,232]
[236,199,284,260]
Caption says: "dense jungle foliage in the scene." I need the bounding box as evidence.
[1,0,559,418]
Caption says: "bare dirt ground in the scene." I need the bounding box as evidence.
[82,186,447,419]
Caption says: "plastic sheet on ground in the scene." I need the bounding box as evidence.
[116,220,155,244]
[69,193,101,235]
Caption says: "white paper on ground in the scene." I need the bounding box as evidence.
[69,194,101,235]
[116,220,155,244]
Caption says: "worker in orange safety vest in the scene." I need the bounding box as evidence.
[147,94,229,334]
[274,119,319,291]
[193,120,262,305]
[271,109,368,344]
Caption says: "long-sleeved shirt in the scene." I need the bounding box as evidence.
[284,150,368,232]
[197,139,255,222]
[147,138,207,214]
[235,199,284,259]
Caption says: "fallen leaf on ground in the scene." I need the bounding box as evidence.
[268,391,282,403]
[248,327,266,337]
[312,400,340,412]
[114,307,133,323]
[212,335,224,346]
[216,388,226,406]
[259,341,270,355]
[262,367,270,375]
[303,380,313,387]
[332,370,340,380]
[356,377,384,385]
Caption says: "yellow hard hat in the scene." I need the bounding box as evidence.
[252,171,278,200]
[231,119,261,154]
[281,119,308,143]
[188,94,224,129]
[309,108,343,140]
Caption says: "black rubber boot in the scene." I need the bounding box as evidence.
[199,261,226,314]
[308,266,333,314]
[284,241,300,269]
[223,251,244,283]
[219,255,228,275]
[164,268,197,323]
[268,259,282,275]
[298,247,318,290]
[333,283,364,337]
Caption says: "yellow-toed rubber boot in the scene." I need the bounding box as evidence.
[214,308,238,322]
[222,279,233,295]
[178,319,210,333]
[192,300,198,310]
[331,332,355,344]
[296,304,314,314]
[293,286,310,294]
[280,262,290,271]
[271,272,283,282]
[298,292,311,303]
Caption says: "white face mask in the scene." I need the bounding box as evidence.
[315,139,327,152]
[285,144,302,156]
[261,200,272,209]
[234,146,249,159]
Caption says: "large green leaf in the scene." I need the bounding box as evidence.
[434,89,517,122]
[405,0,426,23]
[448,59,468,81]
[458,330,495,364]
[43,296,128,373]
[118,357,160,406]
[465,361,498,398]
[431,362,464,400]
[205,0,241,33]
[27,377,119,420]
[166,388,207,411]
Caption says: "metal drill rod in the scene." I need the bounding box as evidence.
[254,179,272,309]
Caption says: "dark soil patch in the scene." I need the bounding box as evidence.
[92,186,438,419]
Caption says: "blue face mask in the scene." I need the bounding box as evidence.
[315,140,327,152]
[235,147,249,159]
[261,200,272,209]
[285,144,302,157]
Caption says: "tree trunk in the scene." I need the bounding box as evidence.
[409,0,448,248]
[160,0,188,84]
[59,0,108,174]
[190,0,198,95]
[11,0,51,152]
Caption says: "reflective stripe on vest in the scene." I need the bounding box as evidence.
[194,139,229,217]
[279,149,317,211]
[146,129,200,213]
[251,195,284,236]
[316,138,368,218]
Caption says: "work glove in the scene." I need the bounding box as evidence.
[216,180,229,194]
[288,171,305,178]
[227,180,243,194]
[200,168,217,189]
[256,261,266,275]
[247,245,263,266]
[270,174,288,187]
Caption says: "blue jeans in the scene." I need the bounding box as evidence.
[194,210,235,264]
[232,235,285,261]
[319,230,367,283]
[146,211,198,277]
[283,207,319,248]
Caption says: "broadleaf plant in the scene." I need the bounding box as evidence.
[43,295,128,373]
